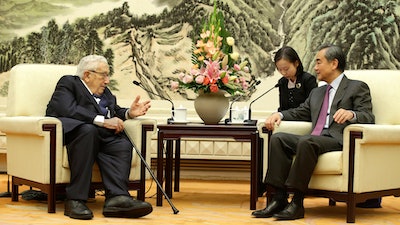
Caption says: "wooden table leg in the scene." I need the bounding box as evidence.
[250,131,259,210]
[174,139,181,192]
[156,131,164,206]
[165,140,173,198]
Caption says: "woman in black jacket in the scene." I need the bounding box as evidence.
[274,46,317,111]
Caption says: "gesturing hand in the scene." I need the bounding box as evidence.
[128,95,151,118]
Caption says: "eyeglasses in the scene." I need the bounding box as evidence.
[89,70,110,79]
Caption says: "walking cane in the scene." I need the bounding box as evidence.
[132,143,179,214]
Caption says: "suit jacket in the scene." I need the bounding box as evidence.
[281,75,375,144]
[277,72,317,111]
[46,75,128,134]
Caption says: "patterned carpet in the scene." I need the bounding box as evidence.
[0,174,400,225]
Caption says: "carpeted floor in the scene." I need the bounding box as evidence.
[0,174,400,225]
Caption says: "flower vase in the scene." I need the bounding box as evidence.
[194,90,229,125]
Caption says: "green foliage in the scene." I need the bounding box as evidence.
[2,0,399,87]
[285,0,400,70]
[0,2,133,73]
[1,0,280,79]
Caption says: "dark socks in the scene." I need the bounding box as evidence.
[292,190,304,205]
[272,187,288,201]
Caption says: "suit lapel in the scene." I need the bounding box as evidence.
[75,77,104,114]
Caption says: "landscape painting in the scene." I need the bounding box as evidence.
[0,0,399,103]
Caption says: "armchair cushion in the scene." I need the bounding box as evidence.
[313,151,342,175]
[259,120,342,175]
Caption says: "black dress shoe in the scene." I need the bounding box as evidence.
[103,195,153,218]
[64,199,93,220]
[273,201,304,220]
[251,199,288,218]
[356,198,382,208]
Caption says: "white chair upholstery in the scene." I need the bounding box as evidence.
[0,64,157,213]
[259,70,400,223]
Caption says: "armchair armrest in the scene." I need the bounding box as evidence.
[273,121,313,135]
[0,116,64,184]
[344,124,400,144]
[258,121,312,139]
[0,116,62,135]
[124,119,157,147]
[342,124,400,193]
[123,118,157,183]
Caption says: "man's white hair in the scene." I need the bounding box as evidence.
[76,55,108,78]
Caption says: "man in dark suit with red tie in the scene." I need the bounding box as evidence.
[46,55,153,220]
[252,44,375,220]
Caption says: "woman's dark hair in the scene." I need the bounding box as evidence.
[274,46,304,76]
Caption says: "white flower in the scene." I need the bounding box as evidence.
[230,52,239,61]
[226,37,235,46]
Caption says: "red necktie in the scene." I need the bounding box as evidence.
[311,85,332,135]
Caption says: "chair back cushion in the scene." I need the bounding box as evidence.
[345,70,400,125]
[7,64,77,116]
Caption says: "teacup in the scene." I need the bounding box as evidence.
[174,107,187,122]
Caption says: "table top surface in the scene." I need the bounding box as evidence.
[158,122,258,129]
[156,122,260,140]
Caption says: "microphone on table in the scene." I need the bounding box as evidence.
[133,80,175,124]
[225,80,261,124]
[243,82,280,126]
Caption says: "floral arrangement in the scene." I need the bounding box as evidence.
[171,1,252,96]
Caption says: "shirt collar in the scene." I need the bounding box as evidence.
[329,73,344,90]
[80,78,94,95]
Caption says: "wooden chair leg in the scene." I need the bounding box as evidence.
[48,184,56,213]
[346,197,356,223]
[11,182,19,202]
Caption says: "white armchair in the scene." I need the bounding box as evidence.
[0,64,156,213]
[259,70,400,223]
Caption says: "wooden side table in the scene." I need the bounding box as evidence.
[156,123,261,210]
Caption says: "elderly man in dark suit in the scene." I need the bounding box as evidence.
[46,55,152,220]
[252,44,375,220]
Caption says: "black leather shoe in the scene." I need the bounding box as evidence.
[64,199,93,220]
[251,199,288,218]
[273,201,304,220]
[356,198,382,208]
[103,195,153,218]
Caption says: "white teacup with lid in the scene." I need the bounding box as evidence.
[173,105,187,122]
